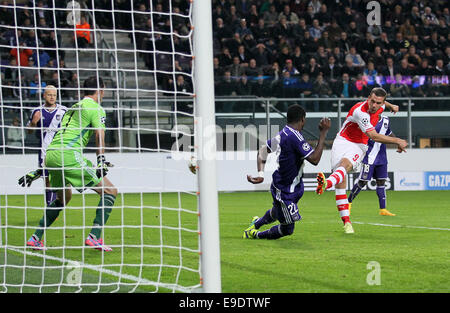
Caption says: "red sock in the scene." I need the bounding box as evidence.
[336,189,350,224]
[327,166,347,189]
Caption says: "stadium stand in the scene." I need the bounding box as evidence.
[0,0,448,114]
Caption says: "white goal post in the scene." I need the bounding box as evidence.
[0,0,221,293]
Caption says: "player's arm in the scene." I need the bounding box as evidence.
[247,144,270,184]
[366,129,407,152]
[26,110,41,134]
[384,101,399,114]
[306,117,331,165]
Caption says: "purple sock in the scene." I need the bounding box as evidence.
[45,190,57,206]
[254,208,275,229]
[376,186,386,209]
[257,225,283,239]
[348,181,364,203]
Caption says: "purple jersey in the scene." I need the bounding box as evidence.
[267,126,314,194]
[29,104,67,166]
[362,116,392,166]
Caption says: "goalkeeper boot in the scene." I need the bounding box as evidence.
[27,235,46,251]
[379,209,396,216]
[85,234,112,252]
[242,216,259,239]
[316,172,327,195]
[343,222,355,234]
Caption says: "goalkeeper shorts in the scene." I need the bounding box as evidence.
[45,149,102,190]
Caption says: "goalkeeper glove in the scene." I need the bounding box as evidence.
[18,169,43,187]
[96,154,114,178]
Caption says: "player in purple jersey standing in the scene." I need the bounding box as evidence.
[348,115,396,216]
[19,85,67,206]
[244,104,330,239]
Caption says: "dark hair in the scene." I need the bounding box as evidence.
[370,87,387,98]
[83,76,105,96]
[287,104,306,124]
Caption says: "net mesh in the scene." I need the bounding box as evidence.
[0,0,201,293]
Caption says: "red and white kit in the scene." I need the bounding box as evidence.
[331,100,384,172]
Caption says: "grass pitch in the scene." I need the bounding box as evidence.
[1,190,449,292]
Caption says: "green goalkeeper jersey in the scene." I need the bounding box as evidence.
[48,97,106,151]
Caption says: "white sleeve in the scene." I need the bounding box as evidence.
[353,110,375,133]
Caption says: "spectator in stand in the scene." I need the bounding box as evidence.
[75,16,91,48]
[345,46,366,69]
[251,18,270,43]
[417,59,434,76]
[28,73,47,99]
[7,117,23,149]
[134,3,149,31]
[32,45,51,68]
[322,55,341,83]
[337,32,351,53]
[274,16,292,40]
[228,56,246,79]
[325,19,343,43]
[317,31,334,52]
[309,19,323,41]
[399,18,416,41]
[305,57,320,79]
[10,43,33,67]
[298,73,318,112]
[433,59,448,76]
[218,47,233,67]
[404,45,422,70]
[252,74,271,100]
[381,57,398,78]
[245,58,260,77]
[278,4,299,25]
[282,59,300,76]
[246,4,260,27]
[236,44,252,66]
[332,46,345,66]
[315,4,331,27]
[292,17,308,42]
[236,18,253,37]
[313,45,328,67]
[263,4,278,27]
[252,43,270,67]
[363,61,378,84]
[370,46,387,70]
[313,72,334,106]
[410,76,426,98]
[291,46,307,73]
[421,6,439,26]
[399,58,412,76]
[333,72,355,99]
[390,73,410,97]
[342,58,360,77]
[20,57,39,83]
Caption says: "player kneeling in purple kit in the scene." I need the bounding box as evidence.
[348,115,396,216]
[244,105,330,239]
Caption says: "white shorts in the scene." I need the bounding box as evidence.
[331,136,368,173]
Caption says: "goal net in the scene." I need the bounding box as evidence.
[0,0,220,293]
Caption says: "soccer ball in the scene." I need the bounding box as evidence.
[188,156,197,174]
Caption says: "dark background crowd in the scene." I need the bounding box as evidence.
[0,0,449,113]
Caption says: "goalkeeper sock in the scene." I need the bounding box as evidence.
[34,199,64,240]
[90,194,116,239]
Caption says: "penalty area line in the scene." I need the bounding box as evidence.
[6,247,196,293]
[352,221,450,231]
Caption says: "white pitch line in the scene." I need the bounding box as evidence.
[6,247,196,293]
[352,221,450,231]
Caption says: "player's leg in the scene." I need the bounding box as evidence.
[28,170,71,249]
[374,164,395,216]
[348,162,372,208]
[88,176,118,244]
[249,190,301,240]
[44,171,57,206]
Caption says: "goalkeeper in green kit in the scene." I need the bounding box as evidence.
[27,76,117,252]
